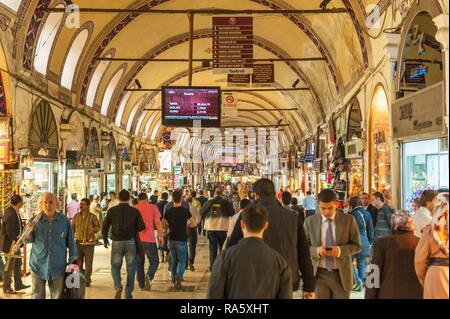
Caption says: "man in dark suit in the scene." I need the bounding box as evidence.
[0,195,30,294]
[304,189,361,299]
[227,178,315,299]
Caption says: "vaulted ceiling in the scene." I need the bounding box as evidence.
[7,0,378,144]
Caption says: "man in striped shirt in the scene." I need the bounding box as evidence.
[72,198,101,287]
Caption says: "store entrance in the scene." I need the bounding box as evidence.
[402,137,449,209]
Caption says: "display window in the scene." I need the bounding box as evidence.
[122,175,131,191]
[89,176,100,196]
[349,159,363,196]
[402,138,449,208]
[67,169,85,198]
[370,86,392,199]
[21,162,53,218]
[105,174,116,193]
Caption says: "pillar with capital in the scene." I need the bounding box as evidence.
[383,32,402,209]
[59,122,73,216]
[433,14,449,130]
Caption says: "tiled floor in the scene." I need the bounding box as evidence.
[1,236,364,299]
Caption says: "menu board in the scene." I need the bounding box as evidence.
[212,17,253,74]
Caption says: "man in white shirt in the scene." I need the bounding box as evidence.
[412,189,438,237]
[107,192,120,210]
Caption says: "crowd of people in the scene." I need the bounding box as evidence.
[0,180,448,300]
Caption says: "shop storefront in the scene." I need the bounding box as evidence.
[394,6,448,209]
[402,138,448,206]
[329,111,349,209]
[65,113,87,199]
[394,82,447,208]
[345,98,364,196]
[66,151,97,198]
[67,168,85,198]
[21,100,59,215]
[87,127,101,196]
[122,161,132,191]
[369,85,392,199]
[103,133,117,193]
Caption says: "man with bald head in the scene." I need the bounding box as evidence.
[29,192,78,299]
[200,187,235,270]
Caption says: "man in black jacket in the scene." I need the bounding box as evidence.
[208,204,292,299]
[361,192,378,227]
[227,178,315,298]
[0,195,30,294]
[102,190,145,299]
[197,190,208,207]
[156,192,169,219]
[200,187,235,270]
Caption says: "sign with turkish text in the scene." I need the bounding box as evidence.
[393,82,444,139]
[251,64,274,87]
[227,73,251,87]
[212,17,253,74]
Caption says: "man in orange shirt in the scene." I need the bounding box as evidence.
[134,193,164,291]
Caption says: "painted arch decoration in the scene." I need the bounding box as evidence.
[15,0,377,143]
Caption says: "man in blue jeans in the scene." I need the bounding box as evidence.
[103,189,145,299]
[134,192,164,291]
[302,191,317,218]
[200,187,234,270]
[163,189,196,289]
[29,192,78,299]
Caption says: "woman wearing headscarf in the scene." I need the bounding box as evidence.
[414,192,449,299]
[365,210,423,299]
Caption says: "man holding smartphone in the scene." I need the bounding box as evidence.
[304,189,361,299]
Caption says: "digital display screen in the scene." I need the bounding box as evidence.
[162,86,221,127]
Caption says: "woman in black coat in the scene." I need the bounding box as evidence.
[365,210,423,299]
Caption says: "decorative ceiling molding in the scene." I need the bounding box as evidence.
[78,0,369,103]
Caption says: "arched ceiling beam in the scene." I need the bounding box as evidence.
[71,0,368,104]
[109,30,324,129]
[132,66,309,140]
[139,80,304,142]
[238,98,303,139]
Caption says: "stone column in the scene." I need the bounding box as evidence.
[384,33,402,78]
[60,123,72,215]
[433,14,449,130]
[383,33,402,209]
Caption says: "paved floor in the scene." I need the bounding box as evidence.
[1,236,365,299]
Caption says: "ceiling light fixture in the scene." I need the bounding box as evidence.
[319,0,332,10]
[135,79,142,89]
[38,145,49,157]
